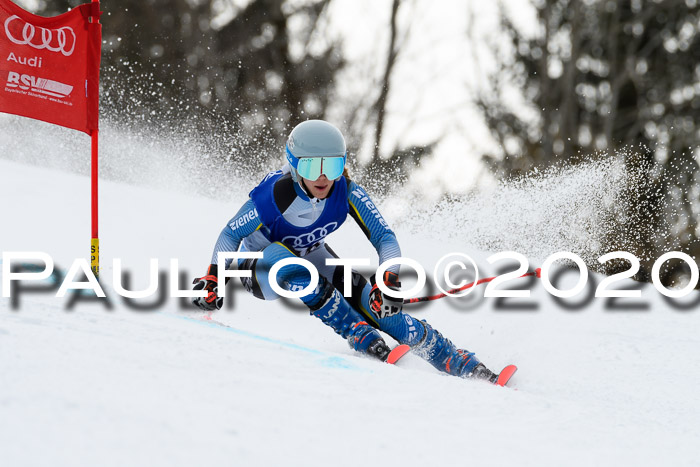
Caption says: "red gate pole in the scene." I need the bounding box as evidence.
[91,128,99,278]
[90,0,100,278]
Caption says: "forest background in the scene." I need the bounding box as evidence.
[12,0,700,286]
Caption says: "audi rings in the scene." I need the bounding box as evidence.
[281,222,338,248]
[4,15,76,57]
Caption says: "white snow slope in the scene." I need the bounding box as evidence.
[2,148,700,467]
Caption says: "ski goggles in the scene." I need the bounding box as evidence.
[287,148,346,181]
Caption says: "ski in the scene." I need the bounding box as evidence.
[495,364,517,387]
[385,344,517,386]
[386,344,410,364]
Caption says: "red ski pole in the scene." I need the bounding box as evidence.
[403,268,542,305]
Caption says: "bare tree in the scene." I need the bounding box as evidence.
[371,0,401,161]
[476,0,700,284]
[35,0,346,167]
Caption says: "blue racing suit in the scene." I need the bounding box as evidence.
[209,167,482,377]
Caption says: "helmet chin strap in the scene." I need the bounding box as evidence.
[298,178,314,198]
[288,164,315,198]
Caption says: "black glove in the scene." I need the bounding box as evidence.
[192,264,223,311]
[369,271,403,319]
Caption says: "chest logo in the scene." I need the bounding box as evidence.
[281,222,338,249]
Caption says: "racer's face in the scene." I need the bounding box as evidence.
[302,174,334,199]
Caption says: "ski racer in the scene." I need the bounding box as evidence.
[192,119,501,382]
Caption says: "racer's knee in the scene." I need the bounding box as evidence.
[239,242,317,300]
[375,312,424,346]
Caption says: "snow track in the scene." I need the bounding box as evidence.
[2,157,700,466]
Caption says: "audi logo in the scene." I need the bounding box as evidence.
[3,15,76,57]
[281,222,338,248]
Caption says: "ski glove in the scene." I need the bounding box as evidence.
[369,271,403,319]
[192,264,223,311]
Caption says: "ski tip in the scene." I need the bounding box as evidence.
[496,364,518,387]
[386,344,410,365]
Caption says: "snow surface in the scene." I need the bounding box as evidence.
[2,154,700,467]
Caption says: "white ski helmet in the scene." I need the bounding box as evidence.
[285,120,347,182]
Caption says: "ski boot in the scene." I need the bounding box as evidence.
[305,280,390,361]
[357,325,392,362]
[469,363,499,383]
[413,320,498,379]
